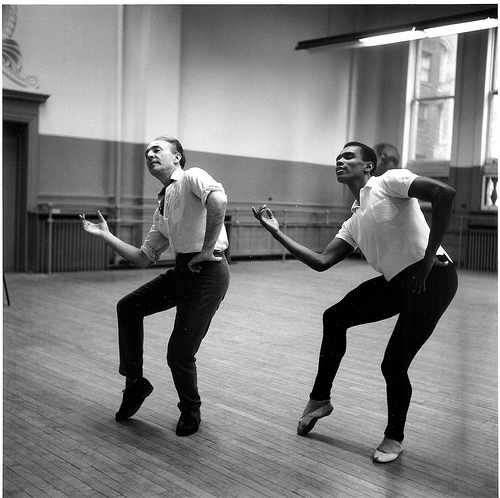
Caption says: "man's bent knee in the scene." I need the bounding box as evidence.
[116,293,140,317]
[322,306,347,333]
[381,356,408,381]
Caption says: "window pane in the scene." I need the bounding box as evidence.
[487,33,498,163]
[410,98,455,162]
[488,93,498,161]
[410,34,458,164]
[416,35,457,99]
[420,51,431,83]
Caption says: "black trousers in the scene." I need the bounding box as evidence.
[310,258,458,442]
[117,252,230,412]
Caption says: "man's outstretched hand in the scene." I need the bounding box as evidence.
[80,211,109,237]
[252,204,280,235]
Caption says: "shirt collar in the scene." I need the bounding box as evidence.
[350,176,378,213]
[170,168,184,182]
[157,168,185,198]
[364,175,377,189]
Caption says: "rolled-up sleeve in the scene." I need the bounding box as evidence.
[140,212,170,263]
[185,167,226,206]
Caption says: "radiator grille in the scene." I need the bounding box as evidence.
[467,227,497,271]
[39,218,109,272]
[51,219,109,272]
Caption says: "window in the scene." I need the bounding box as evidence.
[420,51,431,83]
[482,175,498,209]
[485,30,498,165]
[404,27,497,209]
[482,29,497,211]
[407,35,458,169]
[417,103,428,131]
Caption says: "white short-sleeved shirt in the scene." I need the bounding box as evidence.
[335,169,448,281]
[141,167,229,262]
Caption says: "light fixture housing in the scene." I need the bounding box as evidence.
[359,28,426,47]
[295,7,498,51]
[423,17,498,38]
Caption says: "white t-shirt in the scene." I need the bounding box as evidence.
[335,169,448,281]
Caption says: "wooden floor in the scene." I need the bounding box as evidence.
[3,259,498,498]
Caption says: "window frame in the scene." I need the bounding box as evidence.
[483,28,498,169]
[403,34,458,178]
[479,29,498,211]
[403,28,498,185]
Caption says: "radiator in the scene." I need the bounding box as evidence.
[467,227,497,271]
[48,218,109,272]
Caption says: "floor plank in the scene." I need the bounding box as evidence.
[3,259,498,497]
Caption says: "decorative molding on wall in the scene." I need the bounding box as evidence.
[36,195,118,214]
[3,88,49,103]
[2,5,40,89]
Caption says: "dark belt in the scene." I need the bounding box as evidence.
[175,250,225,263]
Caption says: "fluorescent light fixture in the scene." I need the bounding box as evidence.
[295,8,498,51]
[359,18,498,47]
[359,28,426,47]
[424,18,498,38]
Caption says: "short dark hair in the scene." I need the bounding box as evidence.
[344,141,377,175]
[155,136,186,168]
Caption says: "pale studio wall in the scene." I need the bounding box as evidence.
[3,4,496,268]
[5,4,354,214]
[4,5,183,212]
[3,4,359,269]
[5,4,491,210]
[176,4,356,209]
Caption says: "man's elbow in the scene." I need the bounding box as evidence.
[311,255,335,272]
[311,260,329,272]
[219,195,228,211]
[213,191,227,208]
[445,184,456,199]
[438,184,456,205]
[207,191,228,213]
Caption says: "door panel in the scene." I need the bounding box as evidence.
[3,121,25,272]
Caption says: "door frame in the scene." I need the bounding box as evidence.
[3,89,49,270]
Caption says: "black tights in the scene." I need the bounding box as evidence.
[310,260,458,442]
